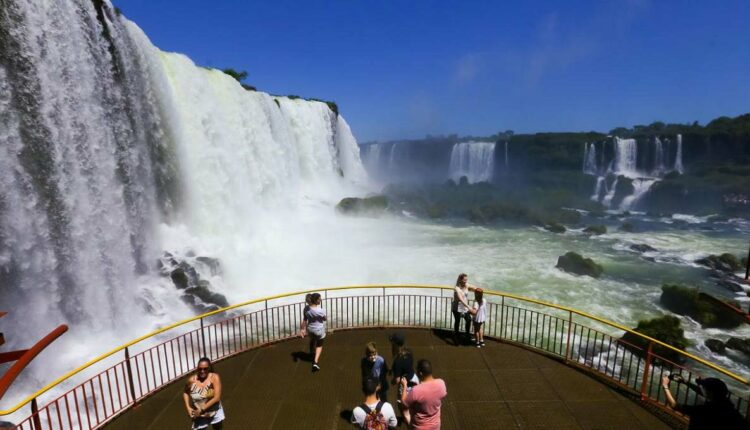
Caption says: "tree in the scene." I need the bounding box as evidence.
[221,68,248,82]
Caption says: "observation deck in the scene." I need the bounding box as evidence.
[3,286,749,429]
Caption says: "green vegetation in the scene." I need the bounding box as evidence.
[621,315,688,364]
[555,252,603,278]
[660,284,744,328]
[220,68,256,91]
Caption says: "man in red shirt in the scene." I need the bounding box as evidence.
[399,359,447,429]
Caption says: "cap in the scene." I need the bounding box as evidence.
[697,377,729,399]
[389,332,405,346]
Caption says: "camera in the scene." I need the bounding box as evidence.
[668,373,685,384]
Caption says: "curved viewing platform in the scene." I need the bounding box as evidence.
[3,286,749,429]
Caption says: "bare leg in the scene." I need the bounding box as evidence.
[314,345,323,364]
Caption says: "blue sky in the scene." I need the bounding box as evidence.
[117,0,750,142]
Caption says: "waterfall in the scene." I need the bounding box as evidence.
[620,179,658,210]
[504,141,509,167]
[584,135,686,209]
[675,134,684,174]
[602,177,619,207]
[388,142,399,171]
[583,143,597,175]
[591,177,605,201]
[0,0,368,403]
[448,141,496,183]
[612,137,639,178]
[653,137,665,175]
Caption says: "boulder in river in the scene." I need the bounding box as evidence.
[556,252,603,278]
[726,337,750,356]
[695,253,743,273]
[660,284,744,329]
[620,315,688,364]
[630,244,657,253]
[583,225,607,235]
[704,338,726,354]
[619,222,635,232]
[544,223,566,233]
[159,252,229,314]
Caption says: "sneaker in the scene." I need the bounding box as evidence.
[480,341,486,346]
[312,363,320,372]
[476,343,481,348]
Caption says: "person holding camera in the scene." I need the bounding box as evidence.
[661,374,748,430]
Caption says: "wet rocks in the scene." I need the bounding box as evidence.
[544,223,566,233]
[726,337,750,356]
[583,225,607,235]
[159,252,229,314]
[660,284,743,329]
[619,222,635,232]
[705,338,726,354]
[620,315,688,364]
[630,243,657,253]
[695,253,743,273]
[336,195,389,214]
[556,252,603,278]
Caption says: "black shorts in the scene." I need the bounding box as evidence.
[309,333,325,346]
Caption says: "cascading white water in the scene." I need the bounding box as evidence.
[0,0,369,408]
[504,141,509,167]
[612,137,639,177]
[591,177,605,201]
[586,136,685,209]
[620,179,658,210]
[448,141,496,183]
[583,143,597,175]
[653,137,665,175]
[388,142,399,171]
[675,134,684,174]
[602,177,619,207]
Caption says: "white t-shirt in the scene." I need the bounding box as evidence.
[473,299,487,323]
[453,286,470,313]
[351,400,397,429]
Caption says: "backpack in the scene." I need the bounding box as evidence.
[359,400,387,430]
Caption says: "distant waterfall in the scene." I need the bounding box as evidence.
[583,143,597,175]
[584,136,685,210]
[675,134,684,174]
[504,141,509,167]
[612,137,638,177]
[448,141,496,183]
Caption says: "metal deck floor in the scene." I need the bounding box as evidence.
[106,328,672,429]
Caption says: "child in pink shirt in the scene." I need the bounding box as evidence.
[400,359,447,430]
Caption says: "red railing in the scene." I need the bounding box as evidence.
[2,286,748,429]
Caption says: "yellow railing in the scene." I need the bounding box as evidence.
[2,284,747,423]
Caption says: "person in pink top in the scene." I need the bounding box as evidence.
[399,359,447,429]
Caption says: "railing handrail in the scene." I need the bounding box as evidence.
[1,284,746,417]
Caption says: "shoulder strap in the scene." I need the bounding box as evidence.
[375,400,384,413]
[359,403,371,414]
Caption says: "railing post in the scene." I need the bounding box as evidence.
[200,317,207,358]
[640,341,654,400]
[498,296,505,339]
[30,397,41,430]
[264,300,270,343]
[124,347,138,406]
[564,310,573,361]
